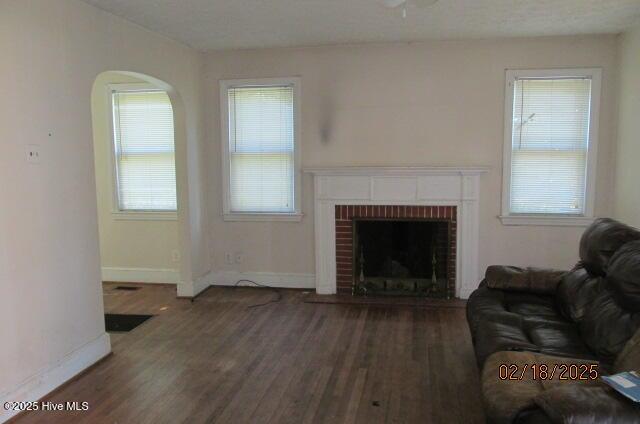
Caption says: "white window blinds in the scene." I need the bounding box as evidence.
[510,78,592,215]
[227,85,295,213]
[112,90,177,211]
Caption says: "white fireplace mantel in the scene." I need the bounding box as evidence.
[305,166,489,299]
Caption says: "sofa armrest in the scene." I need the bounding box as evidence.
[485,266,566,294]
[534,384,640,424]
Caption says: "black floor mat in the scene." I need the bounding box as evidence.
[105,314,153,332]
[115,286,141,291]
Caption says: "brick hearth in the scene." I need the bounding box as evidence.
[335,205,457,296]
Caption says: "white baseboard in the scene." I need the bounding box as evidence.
[101,267,180,284]
[0,333,111,423]
[209,270,315,289]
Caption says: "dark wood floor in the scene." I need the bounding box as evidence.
[15,283,485,424]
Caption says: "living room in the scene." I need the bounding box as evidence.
[2,0,640,423]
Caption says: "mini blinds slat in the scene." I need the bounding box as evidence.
[228,85,295,213]
[112,90,177,211]
[510,78,592,215]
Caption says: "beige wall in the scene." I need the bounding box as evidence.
[204,35,620,277]
[92,72,180,276]
[0,0,209,417]
[614,22,640,228]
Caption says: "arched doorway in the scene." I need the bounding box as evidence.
[90,71,191,298]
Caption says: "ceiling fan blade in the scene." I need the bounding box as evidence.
[380,0,407,8]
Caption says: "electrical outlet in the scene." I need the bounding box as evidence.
[171,250,181,263]
[234,252,243,264]
[224,252,233,264]
[26,144,41,164]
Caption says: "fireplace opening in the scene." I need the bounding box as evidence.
[353,219,450,298]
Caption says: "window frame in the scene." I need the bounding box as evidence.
[500,68,601,227]
[219,77,303,222]
[107,83,178,221]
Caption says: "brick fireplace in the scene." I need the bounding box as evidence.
[335,205,457,296]
[306,166,487,299]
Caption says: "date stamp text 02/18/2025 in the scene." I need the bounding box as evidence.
[498,363,599,381]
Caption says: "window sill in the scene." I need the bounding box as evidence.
[499,215,595,227]
[112,211,178,221]
[223,212,304,222]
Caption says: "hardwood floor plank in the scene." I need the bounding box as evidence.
[13,283,485,424]
[344,368,368,424]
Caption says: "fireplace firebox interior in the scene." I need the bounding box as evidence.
[354,219,450,298]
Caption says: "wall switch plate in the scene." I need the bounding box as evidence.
[26,144,41,164]
[225,252,233,264]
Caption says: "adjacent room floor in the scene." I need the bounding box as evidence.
[14,283,485,424]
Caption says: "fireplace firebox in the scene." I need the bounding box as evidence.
[354,219,450,297]
[335,205,457,298]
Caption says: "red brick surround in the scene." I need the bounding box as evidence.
[335,205,457,296]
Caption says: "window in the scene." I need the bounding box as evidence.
[500,69,601,226]
[110,85,177,216]
[220,78,302,221]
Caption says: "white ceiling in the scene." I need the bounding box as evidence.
[83,0,640,51]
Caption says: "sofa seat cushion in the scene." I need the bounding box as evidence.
[526,319,594,359]
[482,351,599,424]
[474,318,541,364]
[473,316,595,365]
[467,283,561,331]
[509,301,560,318]
[468,284,595,365]
[468,283,559,317]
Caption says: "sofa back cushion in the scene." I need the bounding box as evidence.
[579,218,640,276]
[579,241,640,365]
[578,290,638,365]
[607,240,640,311]
[555,266,601,323]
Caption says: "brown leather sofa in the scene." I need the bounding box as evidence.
[466,218,640,423]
